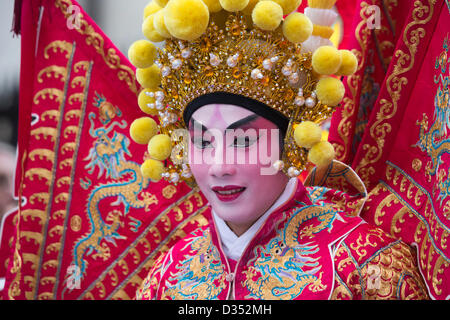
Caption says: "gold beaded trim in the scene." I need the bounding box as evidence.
[151,12,335,182]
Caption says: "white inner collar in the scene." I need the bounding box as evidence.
[212,178,298,261]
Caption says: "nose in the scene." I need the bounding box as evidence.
[207,146,237,178]
[208,162,237,178]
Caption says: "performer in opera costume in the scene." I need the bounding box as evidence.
[128,0,428,299]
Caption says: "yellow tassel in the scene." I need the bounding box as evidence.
[307,0,336,9]
[143,1,162,20]
[142,14,166,42]
[219,0,249,12]
[311,24,334,39]
[164,0,210,41]
[252,1,283,31]
[128,40,157,69]
[148,134,172,161]
[308,140,335,167]
[141,159,165,181]
[153,9,172,38]
[154,0,169,7]
[316,76,345,106]
[130,117,158,144]
[282,12,313,44]
[136,64,161,89]
[137,89,159,115]
[293,121,322,148]
[336,50,358,76]
[312,45,341,75]
[271,0,302,15]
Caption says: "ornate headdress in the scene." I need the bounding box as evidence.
[128,0,357,185]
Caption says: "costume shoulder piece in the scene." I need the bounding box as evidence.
[305,160,368,217]
[305,160,429,299]
[332,223,429,300]
[135,160,429,300]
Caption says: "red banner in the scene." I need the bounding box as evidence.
[2,0,208,300]
[2,0,449,300]
[330,0,450,299]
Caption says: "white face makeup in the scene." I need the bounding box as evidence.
[188,103,289,236]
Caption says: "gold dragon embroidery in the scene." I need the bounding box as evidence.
[66,107,155,290]
[163,231,227,300]
[242,205,341,299]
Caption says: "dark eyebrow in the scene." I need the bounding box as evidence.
[226,114,259,130]
[189,114,260,132]
[189,117,208,132]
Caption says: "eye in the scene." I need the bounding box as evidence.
[191,137,212,149]
[274,248,281,255]
[279,243,285,249]
[232,136,258,148]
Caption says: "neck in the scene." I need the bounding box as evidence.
[225,220,257,237]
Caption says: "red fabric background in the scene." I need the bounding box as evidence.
[2,0,208,300]
[329,0,450,299]
[2,0,449,300]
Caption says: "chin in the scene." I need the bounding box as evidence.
[214,206,255,226]
[210,198,255,224]
[210,197,246,214]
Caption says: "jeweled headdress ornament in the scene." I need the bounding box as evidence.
[127,0,357,185]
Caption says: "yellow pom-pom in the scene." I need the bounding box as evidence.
[294,121,322,149]
[164,0,209,41]
[203,0,223,12]
[312,45,342,75]
[219,0,249,12]
[154,0,169,7]
[308,141,335,167]
[128,40,157,69]
[130,117,158,144]
[272,0,301,15]
[153,9,171,38]
[316,76,345,106]
[136,64,161,89]
[141,159,165,181]
[143,2,162,20]
[307,0,336,9]
[252,1,283,31]
[241,0,258,15]
[138,89,159,115]
[142,14,166,42]
[148,134,172,161]
[336,50,358,76]
[282,12,313,44]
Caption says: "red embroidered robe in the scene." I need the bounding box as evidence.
[135,161,429,300]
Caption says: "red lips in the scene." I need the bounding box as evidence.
[211,185,246,202]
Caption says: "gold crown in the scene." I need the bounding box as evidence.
[128,0,357,185]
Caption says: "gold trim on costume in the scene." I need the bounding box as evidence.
[355,0,437,187]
